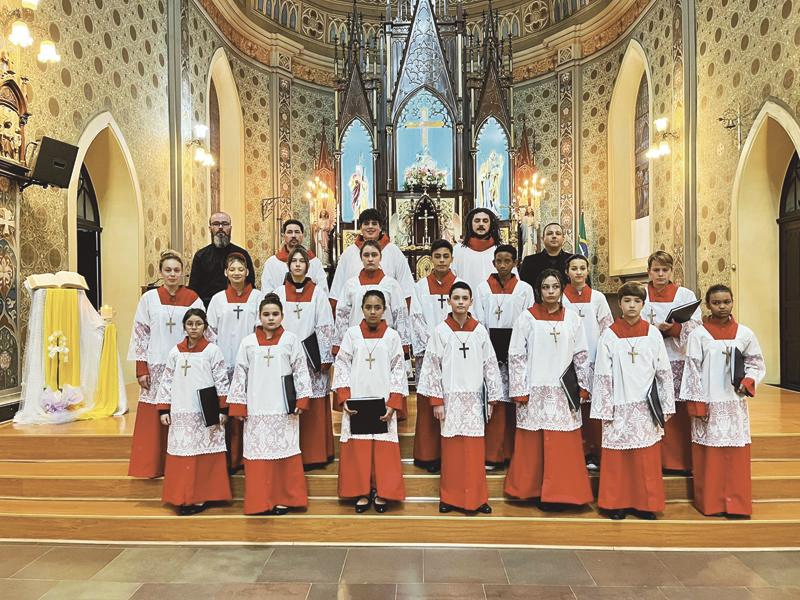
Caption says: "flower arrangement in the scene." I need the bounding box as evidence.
[41,385,84,414]
[403,164,447,191]
[47,331,70,363]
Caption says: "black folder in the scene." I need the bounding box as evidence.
[489,328,513,364]
[665,299,701,324]
[730,347,752,396]
[197,387,220,427]
[282,375,297,414]
[302,332,322,372]
[560,362,581,412]
[347,397,389,435]
[647,379,666,428]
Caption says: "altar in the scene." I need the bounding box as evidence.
[318,0,519,272]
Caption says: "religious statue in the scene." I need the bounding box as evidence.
[478,150,505,216]
[314,208,333,266]
[349,160,369,217]
[520,206,539,256]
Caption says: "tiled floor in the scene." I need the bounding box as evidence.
[0,543,797,599]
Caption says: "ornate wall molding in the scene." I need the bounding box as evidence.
[557,69,576,251]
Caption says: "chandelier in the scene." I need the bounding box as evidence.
[1,0,61,83]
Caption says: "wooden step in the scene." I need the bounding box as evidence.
[2,460,799,502]
[1,497,799,548]
[3,430,800,460]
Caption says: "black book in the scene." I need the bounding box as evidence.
[347,397,389,435]
[302,332,322,372]
[489,328,513,364]
[647,379,666,428]
[560,362,581,412]
[730,347,752,396]
[282,375,297,414]
[481,383,491,424]
[197,386,220,427]
[665,299,702,324]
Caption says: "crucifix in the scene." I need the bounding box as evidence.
[416,208,435,245]
[437,295,448,309]
[628,346,639,364]
[263,348,274,367]
[166,316,176,333]
[549,326,561,345]
[405,106,445,152]
[233,305,244,320]
[180,359,191,376]
[293,303,303,319]
[494,305,503,321]
[459,341,470,359]
[365,353,376,369]
[647,307,657,324]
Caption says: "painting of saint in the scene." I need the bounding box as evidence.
[340,120,374,223]
[475,117,510,220]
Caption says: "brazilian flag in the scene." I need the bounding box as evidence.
[578,211,590,257]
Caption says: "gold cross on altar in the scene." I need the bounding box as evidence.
[405,107,445,148]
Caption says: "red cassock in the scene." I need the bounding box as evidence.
[680,316,766,516]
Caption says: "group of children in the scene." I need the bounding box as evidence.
[128,227,766,521]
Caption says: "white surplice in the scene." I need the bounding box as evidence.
[680,323,767,447]
[417,319,503,438]
[329,238,415,302]
[452,244,496,293]
[206,286,264,375]
[409,272,461,357]
[276,280,335,398]
[261,254,329,295]
[332,324,408,443]
[591,323,676,450]
[227,329,313,460]
[562,286,614,363]
[507,307,592,431]
[156,341,230,456]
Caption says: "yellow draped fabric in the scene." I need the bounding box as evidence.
[81,323,120,420]
[43,289,81,390]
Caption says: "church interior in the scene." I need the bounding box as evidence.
[0,0,799,597]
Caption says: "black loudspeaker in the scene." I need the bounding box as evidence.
[28,136,79,188]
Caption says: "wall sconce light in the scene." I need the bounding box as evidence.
[188,123,215,167]
[718,106,742,150]
[646,117,679,159]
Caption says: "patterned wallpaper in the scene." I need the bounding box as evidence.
[694,0,800,294]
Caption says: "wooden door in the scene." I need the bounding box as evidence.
[779,153,800,390]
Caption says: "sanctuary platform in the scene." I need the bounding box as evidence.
[1,386,799,549]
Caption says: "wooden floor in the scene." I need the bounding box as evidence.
[1,384,799,548]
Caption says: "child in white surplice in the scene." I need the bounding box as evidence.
[227,293,313,515]
[274,246,336,470]
[157,308,231,515]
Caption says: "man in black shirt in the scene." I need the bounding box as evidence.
[188,211,256,306]
[518,222,570,290]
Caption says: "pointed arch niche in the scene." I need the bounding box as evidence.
[67,112,144,383]
[475,117,511,220]
[730,101,800,384]
[339,118,375,224]
[207,48,245,245]
[608,40,653,276]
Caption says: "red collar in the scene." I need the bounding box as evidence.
[359,319,388,338]
[487,273,518,294]
[427,270,456,295]
[255,326,285,346]
[610,317,649,338]
[359,269,386,285]
[177,336,209,353]
[703,316,739,340]
[284,279,316,303]
[648,282,679,303]
[275,245,316,262]
[564,284,592,304]
[464,237,496,252]
[225,283,254,303]
[355,233,390,250]
[529,304,565,321]
[445,313,479,332]
[158,285,198,306]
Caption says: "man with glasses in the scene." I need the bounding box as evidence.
[188,211,256,306]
